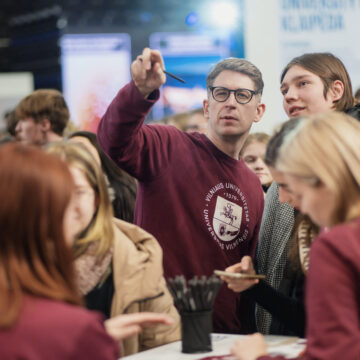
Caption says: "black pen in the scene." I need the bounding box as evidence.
[163,70,186,84]
[138,57,186,84]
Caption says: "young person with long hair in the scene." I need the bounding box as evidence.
[0,143,173,359]
[223,53,360,336]
[46,141,180,356]
[247,53,354,335]
[231,112,360,360]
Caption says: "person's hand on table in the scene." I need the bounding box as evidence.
[131,47,166,99]
[231,333,268,360]
[221,256,259,292]
[104,312,174,341]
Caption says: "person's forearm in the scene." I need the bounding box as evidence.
[97,80,159,159]
[246,280,305,336]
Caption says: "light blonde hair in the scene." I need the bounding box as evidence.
[276,112,360,226]
[46,141,114,258]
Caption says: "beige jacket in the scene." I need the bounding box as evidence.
[110,218,181,356]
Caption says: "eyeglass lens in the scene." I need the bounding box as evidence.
[212,87,253,104]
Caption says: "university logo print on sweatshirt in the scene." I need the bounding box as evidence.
[203,182,249,250]
[214,196,242,241]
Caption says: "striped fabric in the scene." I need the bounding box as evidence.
[298,218,315,275]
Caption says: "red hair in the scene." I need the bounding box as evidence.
[0,143,82,328]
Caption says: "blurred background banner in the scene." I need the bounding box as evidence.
[61,33,131,131]
[278,0,360,120]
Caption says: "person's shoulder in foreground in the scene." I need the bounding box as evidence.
[0,296,118,360]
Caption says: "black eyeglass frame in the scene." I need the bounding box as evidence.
[209,86,261,105]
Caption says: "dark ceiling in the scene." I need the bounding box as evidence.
[0,0,225,58]
[0,0,214,33]
[0,0,244,89]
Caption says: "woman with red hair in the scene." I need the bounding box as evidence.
[0,143,172,359]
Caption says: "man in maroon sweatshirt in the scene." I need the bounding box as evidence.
[98,48,265,334]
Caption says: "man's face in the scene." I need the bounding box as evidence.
[15,117,45,146]
[203,70,264,142]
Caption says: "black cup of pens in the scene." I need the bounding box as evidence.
[180,310,212,353]
[167,275,223,353]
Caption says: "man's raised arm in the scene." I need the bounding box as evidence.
[97,48,166,159]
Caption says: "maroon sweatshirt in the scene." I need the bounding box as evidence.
[258,218,360,360]
[0,296,118,360]
[98,81,264,333]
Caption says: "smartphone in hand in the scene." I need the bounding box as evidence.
[214,270,266,280]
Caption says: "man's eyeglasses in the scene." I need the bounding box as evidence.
[209,87,260,104]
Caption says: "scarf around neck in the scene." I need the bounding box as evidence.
[74,242,114,295]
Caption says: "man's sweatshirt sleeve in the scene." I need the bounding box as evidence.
[97,80,161,178]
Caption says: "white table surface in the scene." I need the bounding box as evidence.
[123,333,306,359]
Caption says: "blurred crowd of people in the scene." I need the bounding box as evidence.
[1,47,360,360]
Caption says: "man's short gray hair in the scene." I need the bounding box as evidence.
[206,58,264,95]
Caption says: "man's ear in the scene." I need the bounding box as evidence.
[203,99,210,119]
[329,80,344,102]
[39,118,51,132]
[254,102,266,124]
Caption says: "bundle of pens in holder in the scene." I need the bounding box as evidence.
[167,275,223,353]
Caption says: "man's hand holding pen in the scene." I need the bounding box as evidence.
[131,47,186,99]
[131,47,166,98]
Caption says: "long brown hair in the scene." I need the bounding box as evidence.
[0,144,82,328]
[281,53,354,111]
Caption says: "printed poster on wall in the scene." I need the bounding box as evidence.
[61,34,131,131]
[279,0,360,92]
